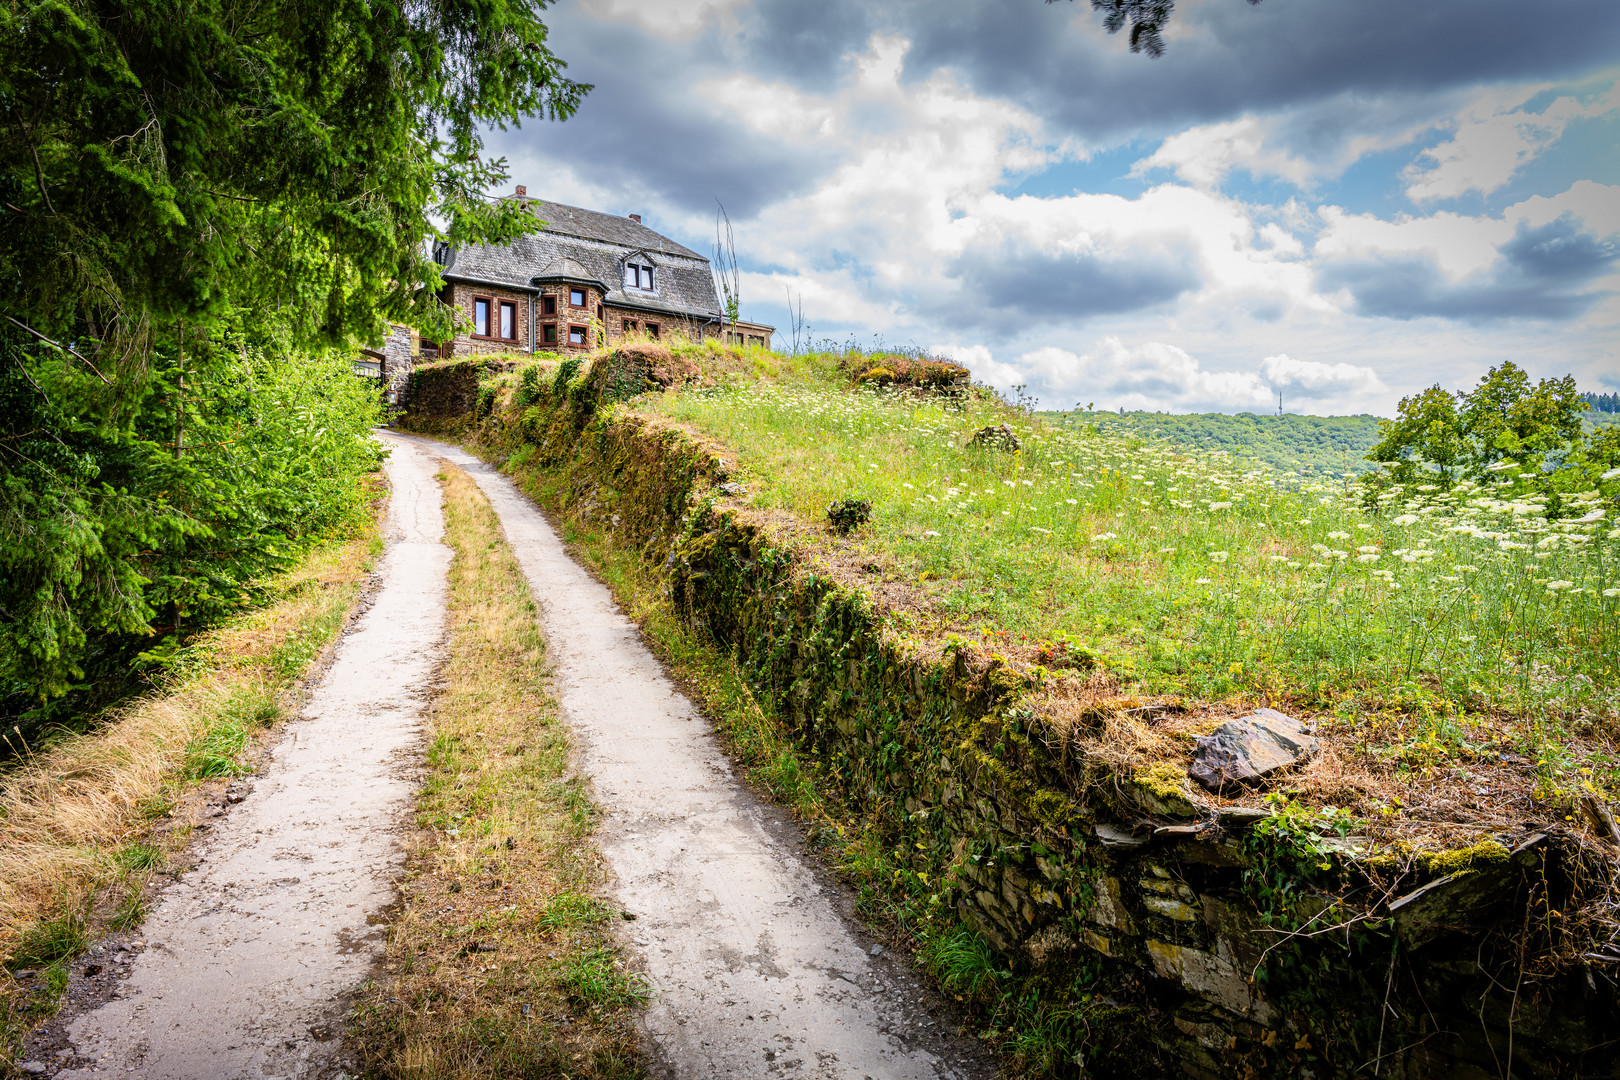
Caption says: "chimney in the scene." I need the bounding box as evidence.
[629,213,642,223]
[515,185,527,196]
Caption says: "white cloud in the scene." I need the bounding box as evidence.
[977,338,1275,413]
[1259,354,1385,399]
[1404,82,1619,201]
[1315,207,1511,279]
[1132,116,1316,190]
[1316,181,1620,282]
[1130,103,1442,192]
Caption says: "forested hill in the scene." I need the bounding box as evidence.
[1038,411,1386,476]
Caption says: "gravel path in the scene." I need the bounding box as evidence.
[46,436,450,1080]
[404,434,994,1080]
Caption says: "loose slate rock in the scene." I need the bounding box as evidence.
[1188,708,1317,792]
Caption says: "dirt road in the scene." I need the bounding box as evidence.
[49,437,450,1080]
[34,432,990,1080]
[406,435,993,1080]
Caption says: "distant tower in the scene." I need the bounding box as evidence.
[1277,390,1283,416]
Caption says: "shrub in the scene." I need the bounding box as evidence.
[826,498,872,535]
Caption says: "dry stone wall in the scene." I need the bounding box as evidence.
[400,354,1615,1080]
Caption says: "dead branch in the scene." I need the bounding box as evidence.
[1582,795,1620,847]
[3,316,111,385]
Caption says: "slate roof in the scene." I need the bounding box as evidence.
[440,199,723,321]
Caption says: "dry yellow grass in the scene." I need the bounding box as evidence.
[350,465,642,1080]
[0,518,379,1040]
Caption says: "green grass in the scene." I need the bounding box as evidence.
[8,910,89,970]
[638,379,1619,789]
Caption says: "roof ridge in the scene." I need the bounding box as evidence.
[502,194,706,262]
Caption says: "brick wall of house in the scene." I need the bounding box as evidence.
[440,281,534,358]
[601,305,712,349]
[532,283,605,354]
[439,279,762,356]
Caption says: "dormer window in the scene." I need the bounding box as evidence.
[624,262,654,291]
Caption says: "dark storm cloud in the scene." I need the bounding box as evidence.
[1318,215,1619,321]
[945,238,1201,328]
[728,0,877,85]
[900,0,1620,143]
[488,6,847,221]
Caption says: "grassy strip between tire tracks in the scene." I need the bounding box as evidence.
[0,500,383,1057]
[349,464,644,1080]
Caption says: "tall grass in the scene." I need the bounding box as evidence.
[643,382,1618,784]
[0,518,379,1049]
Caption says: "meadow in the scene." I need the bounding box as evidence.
[640,371,1619,799]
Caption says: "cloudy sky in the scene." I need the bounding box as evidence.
[489,0,1620,415]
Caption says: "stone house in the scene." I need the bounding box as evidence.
[429,189,773,358]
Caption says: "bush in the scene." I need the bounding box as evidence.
[826,498,872,535]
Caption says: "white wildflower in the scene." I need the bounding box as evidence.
[1195,577,1212,584]
[1092,532,1118,542]
[1209,551,1230,563]
[1393,514,1420,526]
[1327,530,1351,540]
[1546,580,1574,592]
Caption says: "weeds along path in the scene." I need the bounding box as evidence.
[401,435,992,1080]
[54,435,450,1080]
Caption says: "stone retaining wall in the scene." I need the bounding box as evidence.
[402,353,1615,1080]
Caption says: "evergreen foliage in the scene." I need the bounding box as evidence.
[1,0,586,718]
